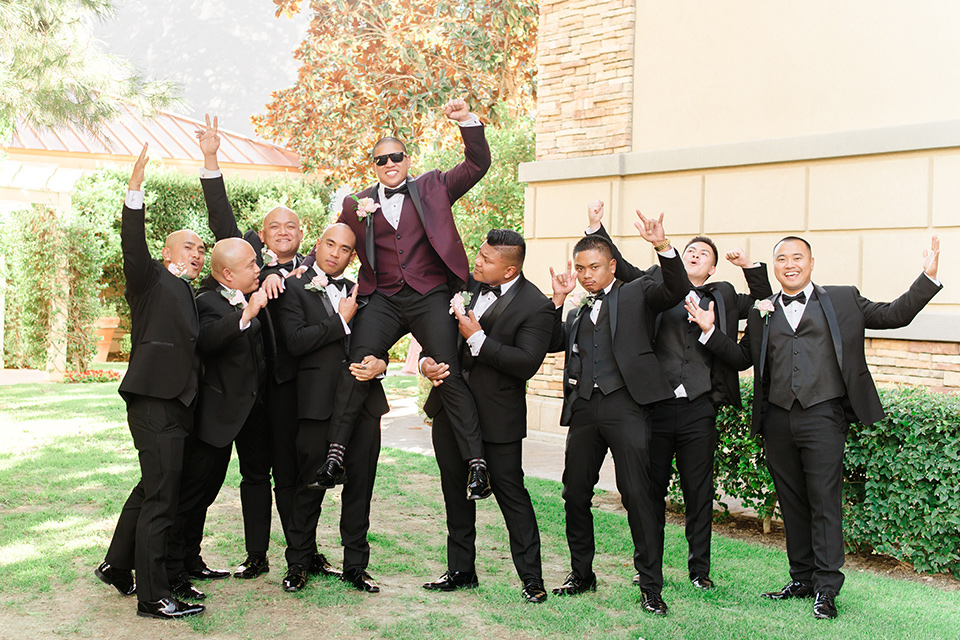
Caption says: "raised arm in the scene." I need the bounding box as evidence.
[586,201,653,283]
[196,114,242,241]
[439,99,491,202]
[121,144,159,296]
[725,248,773,317]
[860,236,942,329]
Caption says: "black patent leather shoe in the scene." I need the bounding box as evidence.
[308,459,347,490]
[521,578,547,603]
[691,574,715,590]
[466,463,492,501]
[310,552,342,577]
[422,570,479,592]
[282,565,308,592]
[342,568,380,593]
[552,572,597,596]
[234,555,269,579]
[95,562,136,596]
[813,592,838,619]
[761,580,814,600]
[641,589,669,615]
[170,575,206,600]
[188,561,230,581]
[137,597,205,619]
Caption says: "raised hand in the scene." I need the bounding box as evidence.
[350,355,387,381]
[242,289,269,324]
[443,98,471,122]
[923,235,940,280]
[261,273,284,299]
[633,210,668,248]
[195,114,220,157]
[550,260,576,306]
[420,356,450,387]
[685,298,715,333]
[339,284,359,323]
[586,200,604,231]
[725,248,751,268]
[128,143,149,191]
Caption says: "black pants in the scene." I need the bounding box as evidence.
[285,410,381,571]
[433,407,542,582]
[649,395,717,579]
[329,284,483,460]
[105,395,191,603]
[763,399,847,595]
[562,387,660,591]
[168,400,272,577]
[268,378,299,547]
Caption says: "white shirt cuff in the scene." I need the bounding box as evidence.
[585,225,600,235]
[698,326,715,344]
[239,318,251,331]
[657,246,678,258]
[466,330,486,356]
[925,272,942,287]
[125,190,144,210]
[457,113,482,127]
[338,313,352,335]
[199,167,222,179]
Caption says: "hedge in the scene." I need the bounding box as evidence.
[671,380,960,575]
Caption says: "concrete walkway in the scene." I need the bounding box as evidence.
[0,369,52,385]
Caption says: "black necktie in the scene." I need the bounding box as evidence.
[384,182,409,198]
[479,283,501,297]
[782,291,806,306]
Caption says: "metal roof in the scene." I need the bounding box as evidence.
[4,103,301,170]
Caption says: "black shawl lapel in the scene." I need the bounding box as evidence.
[814,284,844,370]
[479,274,525,331]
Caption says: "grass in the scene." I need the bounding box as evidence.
[0,379,957,639]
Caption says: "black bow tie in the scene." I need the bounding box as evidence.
[328,277,350,290]
[383,182,409,198]
[592,290,606,302]
[782,291,806,306]
[275,259,296,271]
[479,283,501,297]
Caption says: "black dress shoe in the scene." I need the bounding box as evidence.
[691,574,715,590]
[94,562,136,596]
[761,580,814,600]
[422,570,479,592]
[187,561,230,581]
[170,575,206,601]
[308,459,347,490]
[466,463,492,501]
[282,565,308,592]
[632,572,641,586]
[136,597,205,620]
[234,555,269,579]
[521,578,547,603]
[342,568,380,593]
[552,572,597,596]
[641,589,669,615]
[309,552,342,577]
[813,592,838,619]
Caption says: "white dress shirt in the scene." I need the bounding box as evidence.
[464,276,521,356]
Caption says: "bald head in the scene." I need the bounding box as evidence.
[259,206,304,263]
[161,228,205,280]
[211,238,261,294]
[314,223,357,277]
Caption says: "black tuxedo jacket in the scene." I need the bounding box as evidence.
[594,223,772,408]
[423,273,554,443]
[549,251,689,425]
[118,204,200,402]
[276,271,388,421]
[194,286,266,447]
[202,175,303,384]
[337,125,491,296]
[705,275,942,434]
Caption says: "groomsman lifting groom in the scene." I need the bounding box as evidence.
[311,99,493,500]
[687,235,942,619]
[420,229,555,603]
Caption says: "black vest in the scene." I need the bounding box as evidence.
[576,302,625,400]
[766,294,845,410]
[654,296,713,402]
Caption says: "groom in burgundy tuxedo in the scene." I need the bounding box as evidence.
[311,99,493,500]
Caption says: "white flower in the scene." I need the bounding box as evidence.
[754,299,775,319]
[221,287,247,309]
[262,247,278,266]
[449,291,472,316]
[304,272,329,293]
[354,196,381,221]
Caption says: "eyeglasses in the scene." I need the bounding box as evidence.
[373,152,406,166]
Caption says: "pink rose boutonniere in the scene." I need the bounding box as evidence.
[353,195,381,221]
[167,262,192,281]
[449,291,472,316]
[572,292,596,311]
[754,299,775,321]
[262,247,278,266]
[221,287,247,309]
[304,272,329,294]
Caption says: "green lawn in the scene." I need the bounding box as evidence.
[0,379,956,639]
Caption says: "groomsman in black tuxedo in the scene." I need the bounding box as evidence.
[195,116,338,581]
[276,223,389,594]
[687,235,942,619]
[95,143,206,620]
[164,238,271,600]
[583,201,771,592]
[419,229,555,603]
[311,99,492,500]
[547,212,688,615]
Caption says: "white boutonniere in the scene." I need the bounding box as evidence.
[754,299,775,321]
[449,291,472,316]
[167,262,192,281]
[221,287,247,309]
[262,247,278,266]
[353,195,381,221]
[304,272,329,294]
[572,292,596,311]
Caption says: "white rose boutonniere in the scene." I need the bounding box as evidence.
[353,195,381,221]
[262,247,278,266]
[221,287,248,309]
[304,272,329,294]
[449,291,472,316]
[167,262,192,281]
[754,299,775,321]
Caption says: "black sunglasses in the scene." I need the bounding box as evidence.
[373,152,406,166]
